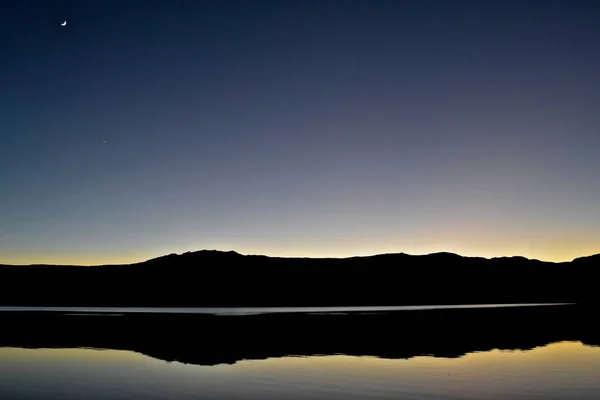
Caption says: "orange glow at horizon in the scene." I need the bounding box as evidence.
[2,233,599,266]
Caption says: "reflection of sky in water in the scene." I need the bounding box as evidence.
[0,303,570,316]
[1,342,600,399]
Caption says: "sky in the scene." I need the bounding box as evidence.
[2,0,600,265]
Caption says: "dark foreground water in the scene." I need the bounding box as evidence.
[1,304,598,399]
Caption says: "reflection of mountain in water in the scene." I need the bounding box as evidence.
[1,305,598,366]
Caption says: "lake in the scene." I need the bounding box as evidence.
[1,303,598,399]
[0,302,570,315]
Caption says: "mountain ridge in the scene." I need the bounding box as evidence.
[2,249,595,268]
[0,249,598,307]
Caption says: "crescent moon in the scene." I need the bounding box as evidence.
[61,21,67,26]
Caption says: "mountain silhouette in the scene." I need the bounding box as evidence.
[0,250,599,306]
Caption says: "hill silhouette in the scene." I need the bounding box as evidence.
[0,250,599,306]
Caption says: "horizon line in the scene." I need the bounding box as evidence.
[2,249,598,267]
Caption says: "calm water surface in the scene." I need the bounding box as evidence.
[0,303,569,315]
[0,304,597,399]
[1,342,600,400]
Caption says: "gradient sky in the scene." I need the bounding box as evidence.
[2,0,600,265]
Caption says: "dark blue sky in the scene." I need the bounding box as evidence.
[2,0,600,264]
